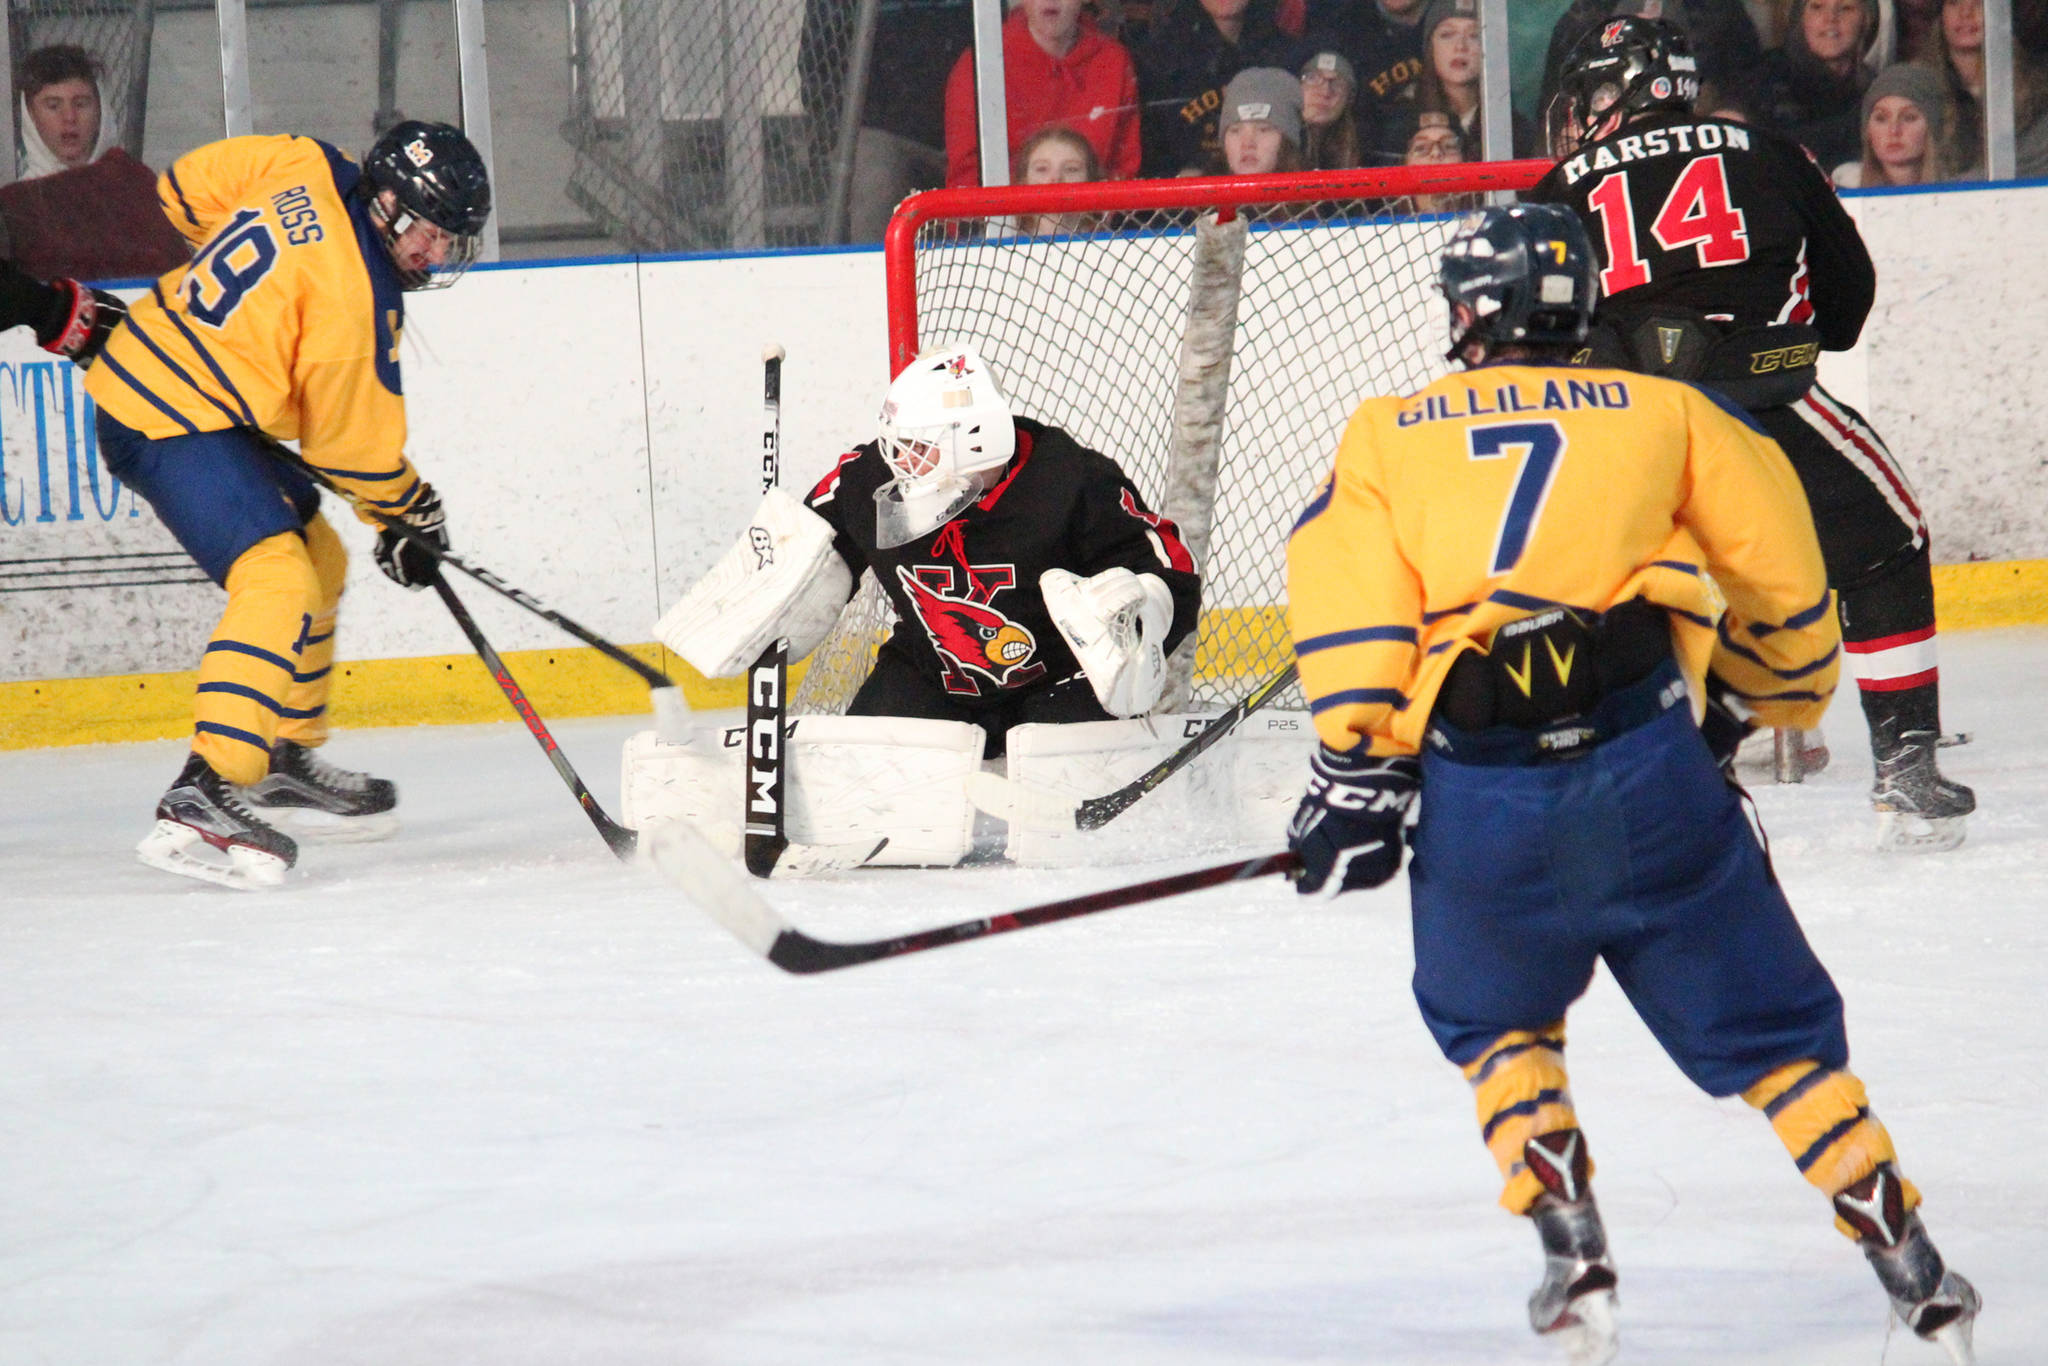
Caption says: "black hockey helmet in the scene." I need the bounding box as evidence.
[1439,204,1596,363]
[361,119,492,290]
[1549,16,1699,156]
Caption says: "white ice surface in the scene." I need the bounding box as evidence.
[4,630,2045,1365]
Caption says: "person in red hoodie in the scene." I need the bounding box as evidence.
[943,0,1141,187]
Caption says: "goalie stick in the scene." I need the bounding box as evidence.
[744,344,792,878]
[967,662,1300,830]
[645,817,1299,973]
[434,574,640,859]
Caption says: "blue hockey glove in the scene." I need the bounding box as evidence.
[1287,746,1420,897]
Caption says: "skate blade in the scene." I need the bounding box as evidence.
[136,820,289,891]
[1876,811,1967,854]
[1930,1316,1976,1366]
[254,805,399,844]
[1542,1289,1618,1366]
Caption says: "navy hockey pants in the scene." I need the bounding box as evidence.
[1407,694,1849,1099]
[97,412,319,587]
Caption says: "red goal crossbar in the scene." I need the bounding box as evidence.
[882,158,1555,376]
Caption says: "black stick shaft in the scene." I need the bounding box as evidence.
[769,852,1301,973]
[433,575,639,860]
[743,348,791,878]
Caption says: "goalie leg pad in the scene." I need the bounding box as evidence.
[999,712,1307,865]
[653,486,853,678]
[785,715,983,866]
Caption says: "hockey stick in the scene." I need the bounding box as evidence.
[743,344,792,878]
[255,435,680,696]
[967,661,1300,830]
[433,574,639,860]
[645,817,1299,973]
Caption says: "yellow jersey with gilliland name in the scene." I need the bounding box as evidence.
[1287,361,1840,757]
[86,134,424,520]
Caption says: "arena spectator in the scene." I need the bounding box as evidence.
[1300,50,1367,167]
[1395,106,1482,210]
[1014,124,1104,234]
[802,0,973,242]
[1,44,188,281]
[1214,65,1306,172]
[1834,60,1963,182]
[1408,0,1537,158]
[1299,0,1429,118]
[944,0,1141,188]
[1135,0,1308,175]
[1539,0,1766,128]
[1752,0,1883,169]
[1931,0,2048,174]
[1895,0,1943,59]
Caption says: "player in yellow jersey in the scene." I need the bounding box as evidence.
[1284,205,1977,1364]
[84,120,491,890]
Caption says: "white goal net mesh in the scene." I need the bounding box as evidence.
[793,166,1544,714]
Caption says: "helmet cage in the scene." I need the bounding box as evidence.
[362,120,491,291]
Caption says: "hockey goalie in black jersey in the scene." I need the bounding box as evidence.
[1525,16,1974,852]
[644,341,1203,865]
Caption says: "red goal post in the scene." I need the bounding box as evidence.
[793,159,1554,716]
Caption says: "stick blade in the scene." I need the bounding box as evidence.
[641,820,790,958]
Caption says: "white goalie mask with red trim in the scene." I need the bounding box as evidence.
[873,342,1017,549]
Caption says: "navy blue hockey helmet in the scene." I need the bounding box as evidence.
[1550,16,1700,155]
[362,120,492,290]
[1439,204,1597,363]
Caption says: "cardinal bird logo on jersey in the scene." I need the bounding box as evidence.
[896,565,1045,694]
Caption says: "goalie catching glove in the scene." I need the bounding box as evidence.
[1041,565,1174,718]
[373,483,448,589]
[654,486,854,677]
[1287,746,1420,897]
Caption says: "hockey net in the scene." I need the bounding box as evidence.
[791,159,1551,715]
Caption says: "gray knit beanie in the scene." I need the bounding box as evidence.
[1220,66,1305,147]
[1861,61,1949,145]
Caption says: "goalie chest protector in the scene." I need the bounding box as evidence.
[802,417,1201,707]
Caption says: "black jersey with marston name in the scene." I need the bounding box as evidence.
[802,416,1203,707]
[1524,112,1875,351]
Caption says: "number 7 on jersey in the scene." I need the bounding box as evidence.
[1470,420,1566,575]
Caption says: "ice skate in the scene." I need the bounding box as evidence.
[137,752,298,890]
[245,739,399,842]
[1523,1129,1619,1366]
[1871,732,1974,853]
[1833,1165,1979,1363]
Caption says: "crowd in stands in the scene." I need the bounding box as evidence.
[836,0,2048,237]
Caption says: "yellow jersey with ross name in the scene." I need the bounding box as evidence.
[85,134,423,520]
[1287,361,1840,757]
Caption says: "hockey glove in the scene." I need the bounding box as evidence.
[40,278,126,367]
[1287,746,1420,897]
[373,483,448,589]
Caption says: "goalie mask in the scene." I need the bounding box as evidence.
[872,342,1017,549]
[361,120,492,291]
